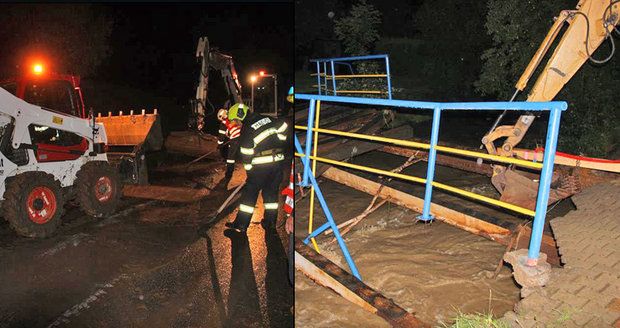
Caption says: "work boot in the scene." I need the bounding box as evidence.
[221,164,234,188]
[225,221,247,234]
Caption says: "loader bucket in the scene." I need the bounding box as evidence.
[96,110,163,152]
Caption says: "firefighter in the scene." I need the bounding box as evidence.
[220,108,242,187]
[216,108,229,159]
[224,103,289,233]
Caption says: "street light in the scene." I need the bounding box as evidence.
[250,75,257,108]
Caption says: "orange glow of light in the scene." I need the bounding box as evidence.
[33,63,44,75]
[250,75,257,82]
[259,70,265,76]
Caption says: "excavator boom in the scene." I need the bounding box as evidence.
[192,36,243,131]
[482,0,619,209]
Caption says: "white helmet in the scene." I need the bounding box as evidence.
[217,108,228,122]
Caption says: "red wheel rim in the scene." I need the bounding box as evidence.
[95,176,113,202]
[27,187,57,224]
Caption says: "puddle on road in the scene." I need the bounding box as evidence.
[295,177,521,327]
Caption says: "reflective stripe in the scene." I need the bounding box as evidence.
[244,164,253,170]
[228,126,241,139]
[251,153,285,165]
[218,129,226,134]
[264,202,279,210]
[217,141,224,144]
[226,159,235,164]
[253,128,277,145]
[277,133,287,141]
[276,122,288,133]
[239,204,254,214]
[240,147,254,155]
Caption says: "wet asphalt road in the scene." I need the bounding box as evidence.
[0,164,293,327]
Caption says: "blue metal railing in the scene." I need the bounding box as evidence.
[310,54,393,99]
[296,94,567,276]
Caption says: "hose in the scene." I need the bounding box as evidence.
[479,89,519,150]
[573,0,619,65]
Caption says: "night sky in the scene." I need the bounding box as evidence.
[0,3,293,133]
[100,3,294,106]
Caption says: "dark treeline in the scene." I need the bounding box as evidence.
[296,0,619,157]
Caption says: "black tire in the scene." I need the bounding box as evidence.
[75,161,121,218]
[3,172,64,238]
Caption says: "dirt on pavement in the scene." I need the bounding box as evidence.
[0,158,293,328]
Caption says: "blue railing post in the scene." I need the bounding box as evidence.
[527,107,563,266]
[316,61,321,95]
[418,107,442,221]
[385,56,392,100]
[295,134,362,280]
[302,99,316,187]
[323,62,327,94]
[330,60,337,96]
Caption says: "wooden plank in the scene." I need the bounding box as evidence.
[321,167,562,266]
[295,125,413,179]
[123,185,210,202]
[379,145,493,176]
[297,113,378,145]
[322,167,510,238]
[164,131,219,158]
[295,239,428,328]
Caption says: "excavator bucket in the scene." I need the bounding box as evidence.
[95,110,164,185]
[491,169,579,211]
[95,110,163,152]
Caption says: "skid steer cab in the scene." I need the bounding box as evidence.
[0,87,121,238]
[0,67,163,185]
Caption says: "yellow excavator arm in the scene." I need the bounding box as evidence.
[483,0,619,157]
[481,0,619,210]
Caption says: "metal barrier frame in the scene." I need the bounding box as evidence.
[295,94,567,273]
[310,54,393,99]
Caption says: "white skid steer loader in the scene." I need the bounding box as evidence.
[0,87,121,238]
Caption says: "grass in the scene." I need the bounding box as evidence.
[441,311,510,328]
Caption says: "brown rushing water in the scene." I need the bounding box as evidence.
[294,162,522,327]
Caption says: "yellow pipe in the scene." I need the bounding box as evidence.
[295,126,543,170]
[431,181,535,216]
[310,73,388,79]
[296,125,432,150]
[435,145,543,169]
[309,89,386,94]
[294,152,536,217]
[308,101,322,253]
[336,90,387,94]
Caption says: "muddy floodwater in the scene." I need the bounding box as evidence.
[294,154,523,327]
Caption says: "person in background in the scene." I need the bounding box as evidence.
[216,108,230,159]
[220,107,242,187]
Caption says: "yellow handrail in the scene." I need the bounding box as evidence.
[311,73,388,79]
[295,126,544,170]
[311,86,388,95]
[295,152,536,217]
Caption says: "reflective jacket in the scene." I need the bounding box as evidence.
[282,161,294,215]
[238,113,288,171]
[218,119,240,145]
[225,123,242,164]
